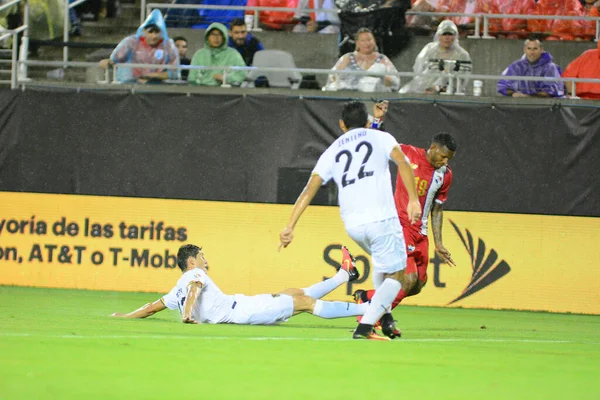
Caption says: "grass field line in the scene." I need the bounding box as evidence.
[0,332,582,344]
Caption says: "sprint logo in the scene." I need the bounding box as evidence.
[447,220,511,304]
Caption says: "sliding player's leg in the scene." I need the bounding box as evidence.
[279,245,360,299]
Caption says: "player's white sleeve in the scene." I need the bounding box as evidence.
[183,269,207,288]
[312,148,334,184]
[161,286,179,310]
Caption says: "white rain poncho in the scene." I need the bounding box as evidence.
[323,52,400,92]
[399,20,472,94]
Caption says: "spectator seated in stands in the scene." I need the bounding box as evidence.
[245,0,299,31]
[400,20,471,94]
[436,0,491,31]
[576,0,600,41]
[188,22,247,86]
[497,38,564,98]
[562,42,600,99]
[174,36,191,80]
[323,27,400,92]
[165,0,204,28]
[486,0,536,39]
[99,10,180,84]
[228,18,265,66]
[292,0,340,34]
[407,0,441,32]
[528,0,582,41]
[191,0,247,29]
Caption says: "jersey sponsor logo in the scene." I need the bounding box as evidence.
[411,163,418,170]
[444,220,511,304]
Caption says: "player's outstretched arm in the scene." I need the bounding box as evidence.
[372,100,388,120]
[110,299,166,319]
[279,174,323,251]
[389,146,421,224]
[181,282,202,324]
[431,202,455,266]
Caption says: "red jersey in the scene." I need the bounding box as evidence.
[394,144,453,236]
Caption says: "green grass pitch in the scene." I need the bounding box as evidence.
[1,286,598,400]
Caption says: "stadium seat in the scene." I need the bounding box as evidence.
[243,49,302,89]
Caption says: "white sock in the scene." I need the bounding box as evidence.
[372,272,385,290]
[359,278,401,325]
[302,269,349,299]
[313,299,368,319]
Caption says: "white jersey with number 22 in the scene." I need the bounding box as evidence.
[312,127,399,230]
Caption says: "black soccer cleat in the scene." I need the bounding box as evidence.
[379,313,402,339]
[352,289,370,304]
[340,245,360,282]
[352,323,391,341]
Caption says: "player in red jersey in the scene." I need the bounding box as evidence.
[355,121,457,339]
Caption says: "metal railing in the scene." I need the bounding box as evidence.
[143,2,338,31]
[140,3,600,41]
[0,0,29,88]
[16,59,600,100]
[408,11,600,41]
[64,0,91,65]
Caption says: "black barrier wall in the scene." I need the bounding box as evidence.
[0,90,598,217]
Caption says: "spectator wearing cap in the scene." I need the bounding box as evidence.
[400,20,472,94]
[497,38,564,98]
[99,10,179,83]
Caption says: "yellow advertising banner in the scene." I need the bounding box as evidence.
[0,192,599,314]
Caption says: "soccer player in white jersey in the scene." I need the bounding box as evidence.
[279,101,421,341]
[111,244,369,325]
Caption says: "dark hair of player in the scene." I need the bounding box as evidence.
[432,132,457,152]
[177,244,201,272]
[172,36,188,43]
[342,101,369,130]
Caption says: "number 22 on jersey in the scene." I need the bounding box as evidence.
[335,141,375,188]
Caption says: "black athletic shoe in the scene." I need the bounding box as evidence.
[379,313,402,339]
[341,246,360,282]
[352,323,390,341]
[352,289,370,304]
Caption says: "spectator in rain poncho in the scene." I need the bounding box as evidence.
[527,0,582,41]
[323,27,400,92]
[99,10,179,83]
[399,20,472,94]
[187,22,246,86]
[497,38,564,98]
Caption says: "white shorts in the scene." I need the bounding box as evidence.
[346,217,407,274]
[230,294,294,325]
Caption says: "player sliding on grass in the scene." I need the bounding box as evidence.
[111,244,368,325]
